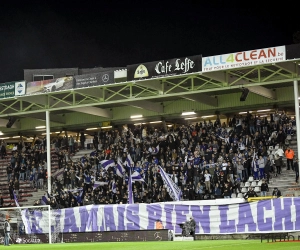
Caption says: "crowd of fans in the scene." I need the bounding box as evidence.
[3,110,298,208]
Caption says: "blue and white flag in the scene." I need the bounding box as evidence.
[125,154,134,168]
[111,181,117,193]
[93,181,108,190]
[52,168,64,181]
[13,191,20,207]
[131,171,144,182]
[151,144,160,155]
[116,159,125,177]
[159,166,181,201]
[251,150,256,169]
[128,170,134,204]
[100,159,115,171]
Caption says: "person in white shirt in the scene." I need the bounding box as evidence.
[4,218,11,246]
[204,169,211,193]
[257,155,265,179]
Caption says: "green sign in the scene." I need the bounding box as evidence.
[0,82,15,99]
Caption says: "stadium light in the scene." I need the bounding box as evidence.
[257,109,271,112]
[182,111,196,116]
[35,126,46,129]
[130,115,143,119]
[150,121,162,124]
[86,128,98,130]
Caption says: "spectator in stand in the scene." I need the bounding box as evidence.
[223,183,231,198]
[6,163,13,182]
[14,179,20,199]
[80,131,85,150]
[2,107,295,209]
[260,179,269,197]
[0,139,7,159]
[244,187,258,199]
[285,146,295,170]
[272,187,282,198]
[0,194,4,207]
[257,155,265,180]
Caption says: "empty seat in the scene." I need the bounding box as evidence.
[251,181,257,187]
[257,181,262,186]
[248,176,254,182]
[231,193,236,198]
[254,186,261,192]
[245,182,250,187]
[241,187,248,193]
[237,193,244,198]
[240,182,245,187]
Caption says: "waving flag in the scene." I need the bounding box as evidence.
[93,181,108,190]
[52,168,64,181]
[116,159,125,177]
[100,159,115,171]
[111,181,117,193]
[128,170,134,204]
[131,171,144,182]
[13,191,20,207]
[251,150,256,170]
[159,166,181,201]
[151,144,160,155]
[125,154,134,168]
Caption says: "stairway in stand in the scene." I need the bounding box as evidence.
[20,148,95,207]
[268,134,299,197]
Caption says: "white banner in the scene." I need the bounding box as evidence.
[22,197,300,235]
[202,46,286,72]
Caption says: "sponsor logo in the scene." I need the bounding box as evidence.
[102,74,110,83]
[15,81,26,95]
[134,64,149,78]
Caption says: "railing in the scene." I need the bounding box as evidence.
[260,233,296,243]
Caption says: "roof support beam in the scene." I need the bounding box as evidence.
[22,113,66,124]
[275,62,297,74]
[248,86,276,100]
[68,107,112,118]
[202,71,226,83]
[124,100,163,113]
[181,93,218,107]
[0,118,20,129]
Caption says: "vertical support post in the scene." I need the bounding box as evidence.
[48,205,52,244]
[46,111,51,195]
[293,79,300,174]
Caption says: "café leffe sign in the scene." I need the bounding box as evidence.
[202,46,286,72]
[127,55,202,81]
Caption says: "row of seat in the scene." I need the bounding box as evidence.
[240,180,263,188]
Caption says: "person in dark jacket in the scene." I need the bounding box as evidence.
[260,179,269,197]
[272,187,282,198]
[244,187,258,199]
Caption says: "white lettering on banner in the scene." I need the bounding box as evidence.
[174,58,195,73]
[202,46,286,72]
[155,58,196,75]
[23,197,300,234]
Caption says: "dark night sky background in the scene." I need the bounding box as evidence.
[0,1,299,83]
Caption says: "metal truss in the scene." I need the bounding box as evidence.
[0,61,299,118]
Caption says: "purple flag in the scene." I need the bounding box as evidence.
[125,154,134,168]
[131,171,144,182]
[128,170,134,204]
[116,159,125,177]
[101,159,115,171]
[13,191,20,207]
[93,181,108,190]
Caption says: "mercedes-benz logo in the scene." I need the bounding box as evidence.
[102,74,109,83]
